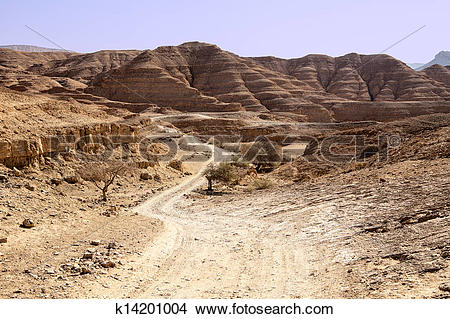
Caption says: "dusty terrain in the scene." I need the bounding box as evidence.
[1,130,448,298]
[0,44,449,299]
[1,42,450,121]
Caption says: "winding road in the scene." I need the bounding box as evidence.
[128,146,319,298]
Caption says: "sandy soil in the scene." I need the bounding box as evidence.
[1,130,448,299]
[74,156,449,299]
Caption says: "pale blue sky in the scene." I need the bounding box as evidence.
[1,0,448,63]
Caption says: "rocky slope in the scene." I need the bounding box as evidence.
[87,43,335,119]
[252,53,450,102]
[1,43,449,122]
[421,64,450,88]
[28,50,141,84]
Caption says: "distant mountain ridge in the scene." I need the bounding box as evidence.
[0,42,449,122]
[0,45,69,52]
[417,51,450,70]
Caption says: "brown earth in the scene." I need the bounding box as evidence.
[1,43,449,122]
[1,110,449,298]
[0,44,449,299]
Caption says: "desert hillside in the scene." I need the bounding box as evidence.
[0,43,449,299]
[1,42,449,122]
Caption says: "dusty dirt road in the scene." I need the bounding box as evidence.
[90,155,449,299]
[132,159,318,298]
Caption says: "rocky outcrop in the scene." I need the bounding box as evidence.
[28,50,142,84]
[1,43,449,122]
[87,42,335,120]
[421,64,450,88]
[87,46,244,113]
[252,53,450,102]
[0,123,143,168]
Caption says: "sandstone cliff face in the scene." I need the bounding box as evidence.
[87,42,335,121]
[28,50,142,84]
[421,65,450,88]
[0,122,141,168]
[87,47,244,113]
[252,53,450,102]
[1,43,449,123]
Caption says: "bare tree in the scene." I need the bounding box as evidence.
[78,162,127,201]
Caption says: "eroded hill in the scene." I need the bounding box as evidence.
[1,43,449,122]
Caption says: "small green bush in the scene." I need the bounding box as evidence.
[204,162,236,192]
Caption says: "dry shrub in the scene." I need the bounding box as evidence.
[253,178,274,190]
[78,161,128,201]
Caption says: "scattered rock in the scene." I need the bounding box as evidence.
[439,284,450,292]
[101,260,116,268]
[364,224,388,233]
[441,250,450,259]
[71,264,81,274]
[21,218,35,228]
[140,172,152,181]
[82,252,94,259]
[153,174,162,182]
[12,168,23,177]
[420,262,445,273]
[50,178,62,186]
[64,176,79,184]
[167,160,184,172]
[0,174,8,182]
[107,242,118,250]
[0,237,7,243]
[80,267,91,275]
[90,240,101,246]
[24,183,35,191]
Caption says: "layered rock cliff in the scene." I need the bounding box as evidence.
[252,53,450,102]
[0,43,449,122]
[421,64,450,88]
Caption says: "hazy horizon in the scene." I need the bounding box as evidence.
[2,0,448,63]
